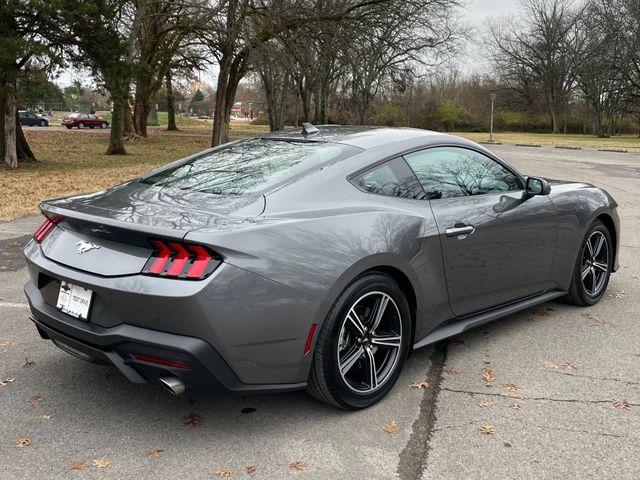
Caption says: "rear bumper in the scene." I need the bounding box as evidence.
[25,280,307,393]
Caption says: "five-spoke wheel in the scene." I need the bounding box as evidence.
[338,292,403,394]
[567,220,613,306]
[307,273,410,409]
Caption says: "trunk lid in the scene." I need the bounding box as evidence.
[39,181,265,276]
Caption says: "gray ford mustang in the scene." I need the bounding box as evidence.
[23,125,620,409]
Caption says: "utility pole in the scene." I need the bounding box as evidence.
[489,93,496,142]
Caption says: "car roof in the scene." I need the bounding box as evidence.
[259,125,449,150]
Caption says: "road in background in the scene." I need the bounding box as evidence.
[0,146,638,479]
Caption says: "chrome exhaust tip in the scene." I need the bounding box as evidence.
[159,376,186,396]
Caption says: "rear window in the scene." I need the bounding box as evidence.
[142,138,359,195]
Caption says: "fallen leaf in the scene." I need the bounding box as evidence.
[0,377,15,386]
[503,383,519,394]
[409,381,430,389]
[445,367,459,374]
[382,420,398,434]
[15,438,31,448]
[289,461,309,471]
[23,358,35,368]
[38,414,53,421]
[478,401,495,408]
[564,362,578,369]
[544,361,558,369]
[246,465,256,475]
[511,403,521,410]
[608,290,626,299]
[70,460,86,470]
[93,459,111,469]
[215,468,232,477]
[182,413,203,427]
[0,340,16,347]
[481,368,496,382]
[532,307,554,316]
[27,394,44,407]
[613,401,631,411]
[147,449,164,458]
[582,312,607,326]
[479,424,496,435]
[632,274,638,280]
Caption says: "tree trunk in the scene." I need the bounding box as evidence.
[147,100,159,127]
[134,95,150,137]
[166,71,178,131]
[3,83,18,168]
[16,117,36,162]
[107,94,127,155]
[212,55,232,147]
[124,100,135,137]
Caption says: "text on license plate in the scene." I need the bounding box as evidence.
[56,281,93,320]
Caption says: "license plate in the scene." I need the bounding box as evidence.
[56,281,93,320]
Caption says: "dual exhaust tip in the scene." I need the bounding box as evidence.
[159,376,186,396]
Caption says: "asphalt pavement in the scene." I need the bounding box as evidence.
[0,144,638,479]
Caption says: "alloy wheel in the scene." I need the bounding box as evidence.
[580,231,609,296]
[337,291,403,394]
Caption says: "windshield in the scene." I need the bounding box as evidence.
[142,138,360,195]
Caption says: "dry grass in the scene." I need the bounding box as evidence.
[0,123,269,221]
[2,123,638,222]
[454,131,640,151]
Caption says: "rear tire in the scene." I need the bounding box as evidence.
[66,125,72,129]
[100,122,107,129]
[78,122,85,129]
[40,120,46,127]
[307,273,411,410]
[566,220,612,306]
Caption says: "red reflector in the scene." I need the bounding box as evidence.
[148,240,172,274]
[186,244,212,279]
[304,323,318,355]
[166,242,190,277]
[133,354,190,369]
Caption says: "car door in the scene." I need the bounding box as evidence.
[404,146,558,317]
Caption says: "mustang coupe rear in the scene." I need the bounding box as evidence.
[24,126,619,409]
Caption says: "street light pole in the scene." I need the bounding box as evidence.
[489,93,496,142]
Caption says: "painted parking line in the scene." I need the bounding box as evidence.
[0,302,29,308]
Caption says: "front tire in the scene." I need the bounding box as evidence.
[78,122,85,129]
[307,273,411,410]
[566,220,613,306]
[100,122,107,129]
[40,120,46,127]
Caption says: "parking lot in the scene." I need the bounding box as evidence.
[1,144,639,479]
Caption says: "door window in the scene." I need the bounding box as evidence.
[404,147,522,200]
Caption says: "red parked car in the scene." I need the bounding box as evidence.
[62,113,109,129]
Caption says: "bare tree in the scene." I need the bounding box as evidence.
[487,0,585,133]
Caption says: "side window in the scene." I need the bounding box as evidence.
[351,157,425,200]
[404,147,522,200]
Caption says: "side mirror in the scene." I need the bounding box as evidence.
[524,177,551,196]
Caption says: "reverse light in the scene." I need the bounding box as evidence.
[34,214,64,242]
[143,239,221,280]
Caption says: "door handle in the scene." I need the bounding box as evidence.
[445,225,475,238]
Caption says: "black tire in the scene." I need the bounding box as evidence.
[40,120,46,127]
[65,125,72,129]
[566,220,613,306]
[78,122,85,129]
[307,273,411,410]
[100,122,107,129]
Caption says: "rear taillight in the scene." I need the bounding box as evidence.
[34,214,64,242]
[143,239,221,280]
